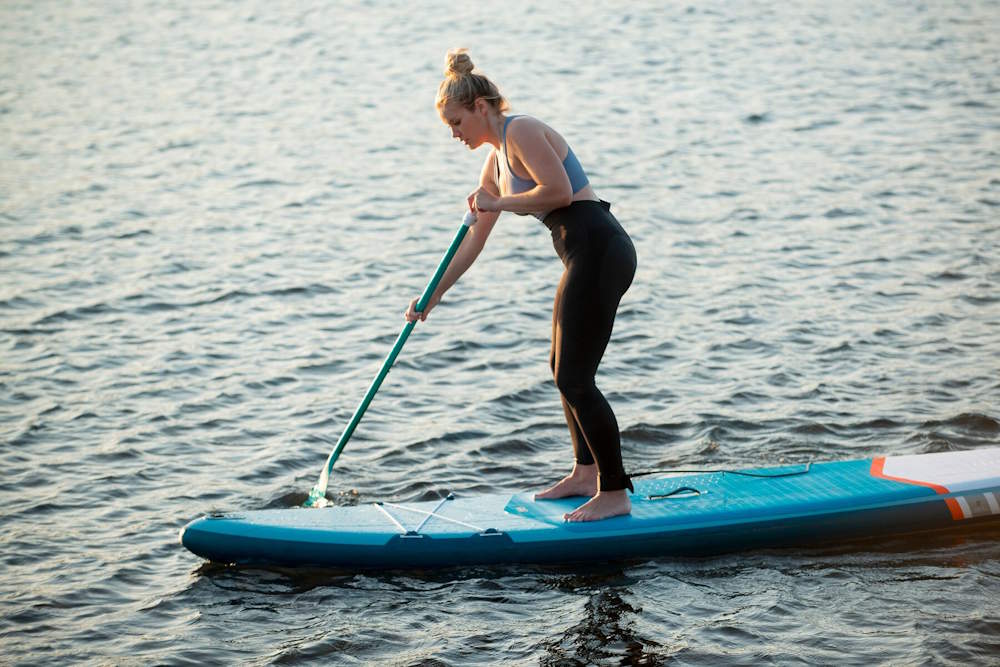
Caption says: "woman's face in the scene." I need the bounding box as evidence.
[439,100,489,150]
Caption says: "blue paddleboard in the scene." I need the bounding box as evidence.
[180,448,1000,569]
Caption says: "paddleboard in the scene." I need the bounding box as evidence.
[180,447,1000,569]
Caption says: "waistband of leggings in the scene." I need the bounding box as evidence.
[541,199,612,230]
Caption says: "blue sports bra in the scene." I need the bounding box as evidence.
[498,115,590,195]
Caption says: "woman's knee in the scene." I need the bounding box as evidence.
[554,368,594,406]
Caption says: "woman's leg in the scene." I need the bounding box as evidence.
[536,266,600,500]
[537,234,636,516]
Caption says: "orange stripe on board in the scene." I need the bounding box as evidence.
[943,498,964,520]
[871,457,964,520]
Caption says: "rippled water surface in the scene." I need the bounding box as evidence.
[3,1,999,664]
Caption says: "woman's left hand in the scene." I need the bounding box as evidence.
[468,187,501,213]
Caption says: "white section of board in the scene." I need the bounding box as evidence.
[881,447,1000,493]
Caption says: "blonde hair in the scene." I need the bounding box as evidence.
[435,48,509,112]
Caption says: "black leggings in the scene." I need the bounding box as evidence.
[544,200,636,492]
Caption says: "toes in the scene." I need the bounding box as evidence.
[562,499,630,522]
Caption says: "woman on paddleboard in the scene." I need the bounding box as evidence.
[405,49,637,522]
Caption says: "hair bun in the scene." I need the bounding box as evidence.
[444,48,475,78]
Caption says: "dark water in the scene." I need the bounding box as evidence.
[2,1,999,664]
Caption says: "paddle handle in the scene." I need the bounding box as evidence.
[305,212,477,506]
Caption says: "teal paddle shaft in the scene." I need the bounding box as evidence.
[304,211,477,507]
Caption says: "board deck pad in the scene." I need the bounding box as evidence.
[181,448,1000,569]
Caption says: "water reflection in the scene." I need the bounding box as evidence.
[540,567,667,666]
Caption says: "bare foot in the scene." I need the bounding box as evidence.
[534,463,598,500]
[564,490,631,522]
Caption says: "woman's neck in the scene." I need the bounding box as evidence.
[486,112,506,149]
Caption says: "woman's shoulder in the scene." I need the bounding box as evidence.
[506,114,548,137]
[506,115,564,147]
[482,146,499,168]
[505,115,568,156]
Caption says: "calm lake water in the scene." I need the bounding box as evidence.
[2,1,999,664]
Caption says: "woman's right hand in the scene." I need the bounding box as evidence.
[404,295,438,322]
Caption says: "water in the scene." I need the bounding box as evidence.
[2,0,999,664]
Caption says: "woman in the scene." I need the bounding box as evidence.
[405,49,637,522]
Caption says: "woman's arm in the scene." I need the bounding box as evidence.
[471,117,573,215]
[405,153,501,322]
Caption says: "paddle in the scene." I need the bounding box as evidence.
[303,210,478,508]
